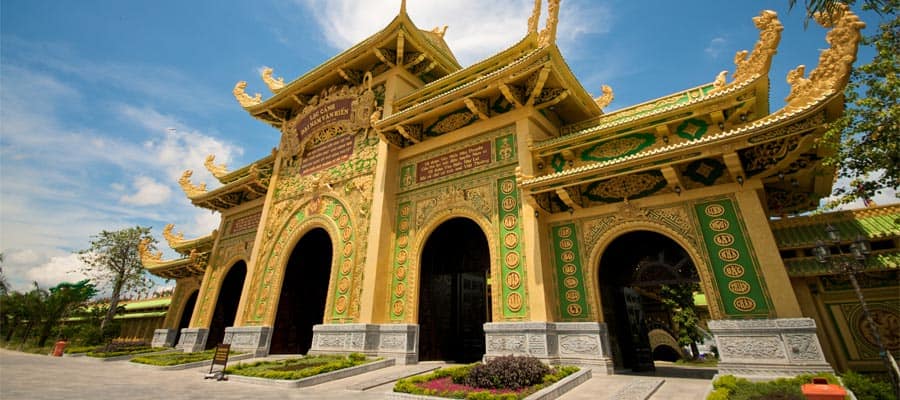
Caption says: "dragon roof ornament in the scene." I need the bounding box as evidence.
[162,224,185,249]
[711,10,782,93]
[204,154,229,178]
[178,170,207,197]
[261,67,285,93]
[232,81,262,108]
[594,84,614,110]
[138,238,162,265]
[528,0,542,33]
[537,0,561,47]
[784,4,864,110]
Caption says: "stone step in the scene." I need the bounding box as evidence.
[348,363,443,391]
[608,378,665,400]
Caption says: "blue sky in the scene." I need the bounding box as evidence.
[0,1,892,292]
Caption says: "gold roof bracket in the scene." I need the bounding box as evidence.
[232,81,262,108]
[261,67,285,93]
[204,154,229,179]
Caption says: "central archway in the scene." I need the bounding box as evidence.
[207,261,246,349]
[597,231,705,372]
[270,227,333,354]
[418,217,491,363]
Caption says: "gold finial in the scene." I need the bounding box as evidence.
[162,224,185,248]
[430,25,448,38]
[178,170,207,197]
[261,67,285,93]
[400,0,407,14]
[232,81,262,108]
[538,0,560,47]
[594,84,614,109]
[204,154,229,178]
[785,4,864,108]
[731,10,783,84]
[528,0,542,33]
[713,70,728,90]
[138,238,162,264]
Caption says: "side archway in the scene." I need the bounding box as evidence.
[206,261,247,349]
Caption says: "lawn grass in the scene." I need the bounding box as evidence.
[226,353,371,380]
[130,349,241,366]
[86,346,163,358]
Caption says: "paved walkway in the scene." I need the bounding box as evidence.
[0,349,713,399]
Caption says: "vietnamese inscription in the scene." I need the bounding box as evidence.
[416,142,491,183]
[300,134,355,175]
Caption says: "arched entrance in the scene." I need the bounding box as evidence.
[418,217,491,363]
[173,290,198,347]
[598,231,704,372]
[270,228,333,354]
[207,262,246,349]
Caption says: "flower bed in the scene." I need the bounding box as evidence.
[130,349,242,366]
[226,353,372,380]
[394,356,579,400]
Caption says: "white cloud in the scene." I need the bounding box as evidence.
[120,176,173,206]
[298,0,611,66]
[705,37,727,59]
[24,254,91,289]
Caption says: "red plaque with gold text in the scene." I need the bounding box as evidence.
[300,134,355,175]
[416,142,491,183]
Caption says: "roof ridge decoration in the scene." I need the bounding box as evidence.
[784,4,864,110]
[138,238,163,266]
[712,10,782,93]
[178,170,207,197]
[528,0,542,33]
[261,67,285,93]
[594,84,614,110]
[232,81,262,108]
[204,154,229,179]
[162,224,185,249]
[537,0,561,47]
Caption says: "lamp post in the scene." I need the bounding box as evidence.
[814,225,900,395]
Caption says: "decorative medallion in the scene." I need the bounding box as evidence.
[561,251,576,263]
[506,272,522,290]
[503,215,518,229]
[714,233,735,247]
[675,118,709,140]
[567,304,583,316]
[501,179,515,194]
[723,264,746,278]
[395,266,406,280]
[560,238,573,250]
[398,235,409,248]
[564,276,578,289]
[392,300,404,316]
[341,259,352,274]
[733,297,757,312]
[400,204,411,217]
[558,227,572,238]
[397,250,408,264]
[507,293,523,312]
[394,282,405,298]
[342,242,353,257]
[580,133,655,163]
[684,158,725,186]
[728,280,751,294]
[339,214,349,228]
[338,277,350,293]
[704,204,726,217]
[718,248,741,262]
[502,196,517,211]
[342,227,352,241]
[335,296,348,313]
[583,170,668,203]
[709,218,730,231]
[505,252,520,268]
[399,220,410,231]
[504,233,518,248]
[425,109,478,137]
[565,290,580,302]
[562,264,577,275]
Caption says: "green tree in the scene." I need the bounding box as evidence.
[659,283,704,359]
[790,0,899,206]
[0,253,9,296]
[36,280,97,346]
[77,226,156,333]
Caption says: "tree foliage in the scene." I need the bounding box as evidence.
[791,0,899,206]
[1,280,96,347]
[77,226,156,331]
[659,283,704,358]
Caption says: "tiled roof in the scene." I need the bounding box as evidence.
[784,250,900,277]
[771,205,900,249]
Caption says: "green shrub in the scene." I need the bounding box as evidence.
[225,354,371,380]
[708,374,846,400]
[465,355,551,389]
[842,371,896,400]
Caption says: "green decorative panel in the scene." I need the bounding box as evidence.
[582,170,667,203]
[676,118,709,140]
[695,199,772,317]
[551,224,590,320]
[580,133,655,163]
[495,134,516,163]
[325,200,355,320]
[551,153,566,172]
[425,108,478,137]
[683,158,725,186]
[389,201,413,321]
[498,176,528,319]
[400,165,415,189]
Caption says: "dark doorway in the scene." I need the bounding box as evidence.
[598,231,700,372]
[419,218,490,363]
[207,262,247,349]
[270,228,333,354]
[173,290,198,346]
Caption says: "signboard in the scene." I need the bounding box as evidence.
[300,134,355,175]
[295,98,354,143]
[416,142,492,183]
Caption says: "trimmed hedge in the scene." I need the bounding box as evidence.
[130,349,241,366]
[225,353,370,380]
[708,374,842,400]
[86,346,161,358]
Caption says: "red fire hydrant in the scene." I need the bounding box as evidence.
[52,340,68,357]
[801,377,847,400]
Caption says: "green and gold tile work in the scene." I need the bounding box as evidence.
[389,201,413,321]
[497,176,527,319]
[551,223,590,320]
[695,198,772,317]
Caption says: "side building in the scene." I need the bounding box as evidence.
[142,1,899,378]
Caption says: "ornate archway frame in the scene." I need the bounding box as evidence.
[192,257,249,327]
[403,205,502,324]
[242,195,360,327]
[583,220,725,321]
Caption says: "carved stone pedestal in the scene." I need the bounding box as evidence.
[710,318,833,379]
[151,328,177,348]
[309,324,418,364]
[223,326,272,357]
[177,328,208,353]
[484,322,614,374]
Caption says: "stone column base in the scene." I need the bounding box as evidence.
[223,326,272,357]
[309,324,419,364]
[177,328,208,353]
[151,328,177,348]
[710,318,833,379]
[484,322,614,374]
